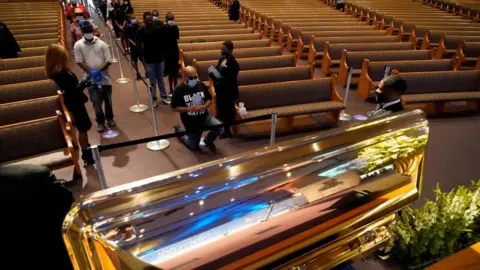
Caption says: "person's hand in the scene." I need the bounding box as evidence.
[17,51,21,57]
[189,105,203,112]
[89,69,101,78]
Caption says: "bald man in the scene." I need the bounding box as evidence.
[171,66,223,153]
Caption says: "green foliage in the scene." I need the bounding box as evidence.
[388,180,480,266]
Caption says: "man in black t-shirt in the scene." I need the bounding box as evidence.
[171,66,223,153]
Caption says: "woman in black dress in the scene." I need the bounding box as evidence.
[209,41,240,138]
[163,12,180,96]
[45,44,94,166]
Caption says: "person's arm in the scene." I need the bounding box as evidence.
[98,43,112,71]
[215,59,239,86]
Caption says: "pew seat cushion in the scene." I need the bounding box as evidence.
[403,92,480,103]
[244,101,345,118]
[6,150,72,169]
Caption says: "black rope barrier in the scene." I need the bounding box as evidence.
[98,114,273,152]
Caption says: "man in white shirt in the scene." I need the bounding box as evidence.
[371,75,408,118]
[74,20,114,133]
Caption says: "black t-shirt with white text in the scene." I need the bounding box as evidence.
[171,82,212,131]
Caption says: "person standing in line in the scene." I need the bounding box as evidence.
[45,44,94,165]
[74,20,115,133]
[163,12,180,97]
[0,20,21,64]
[152,9,162,24]
[136,12,170,106]
[70,8,100,45]
[125,14,142,80]
[371,75,408,118]
[120,0,134,15]
[336,0,345,11]
[228,0,240,21]
[109,1,128,52]
[66,0,89,22]
[208,41,239,139]
[172,66,223,153]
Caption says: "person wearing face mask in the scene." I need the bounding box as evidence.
[208,40,239,139]
[370,75,407,118]
[70,8,100,45]
[171,66,223,153]
[163,12,180,97]
[66,0,89,23]
[137,12,170,105]
[125,15,142,80]
[109,1,128,52]
[228,0,240,21]
[74,20,115,133]
[121,0,134,15]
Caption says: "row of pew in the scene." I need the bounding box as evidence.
[0,2,81,178]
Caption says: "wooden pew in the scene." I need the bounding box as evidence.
[298,29,392,51]
[179,39,271,53]
[180,28,255,37]
[422,29,480,50]
[410,25,480,47]
[435,34,480,59]
[0,67,48,86]
[455,41,480,69]
[179,24,248,31]
[235,77,344,135]
[236,66,314,86]
[398,70,480,113]
[357,58,457,100]
[304,35,400,65]
[0,111,80,178]
[178,33,262,44]
[20,46,48,57]
[336,49,434,86]
[0,56,44,71]
[321,42,416,76]
[0,80,58,104]
[194,54,297,81]
[18,39,59,49]
[181,46,283,71]
[11,27,58,35]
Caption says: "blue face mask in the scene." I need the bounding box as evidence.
[130,19,137,25]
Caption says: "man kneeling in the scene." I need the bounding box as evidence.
[171,66,223,153]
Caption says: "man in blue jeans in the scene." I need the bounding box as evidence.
[74,20,114,133]
[136,12,170,106]
[171,66,223,153]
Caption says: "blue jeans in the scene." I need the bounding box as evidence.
[145,62,167,99]
[181,114,223,150]
[88,84,113,123]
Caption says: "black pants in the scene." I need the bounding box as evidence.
[336,3,345,10]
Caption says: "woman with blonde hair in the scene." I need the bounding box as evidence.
[45,44,94,166]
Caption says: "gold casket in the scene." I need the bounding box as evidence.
[63,110,429,270]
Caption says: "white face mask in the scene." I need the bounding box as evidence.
[84,33,94,40]
[76,16,84,22]
[124,1,128,4]
[187,79,197,88]
[167,20,174,25]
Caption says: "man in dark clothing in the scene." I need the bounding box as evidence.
[125,15,141,79]
[172,66,223,153]
[229,0,240,21]
[121,0,134,15]
[137,12,169,105]
[0,21,21,61]
[371,75,408,118]
[209,40,240,138]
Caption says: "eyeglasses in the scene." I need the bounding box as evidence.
[187,76,198,80]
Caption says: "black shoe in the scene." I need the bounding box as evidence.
[136,74,142,80]
[203,139,217,153]
[219,131,232,139]
[81,148,95,166]
[173,124,184,135]
[107,119,116,128]
[97,123,106,133]
[162,97,171,105]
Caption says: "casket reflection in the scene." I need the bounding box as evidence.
[63,110,429,270]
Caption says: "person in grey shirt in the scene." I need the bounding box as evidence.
[74,20,114,133]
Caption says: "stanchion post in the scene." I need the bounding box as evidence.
[270,112,277,146]
[108,29,118,63]
[129,62,149,113]
[146,86,170,151]
[340,68,354,121]
[114,41,131,84]
[91,145,108,190]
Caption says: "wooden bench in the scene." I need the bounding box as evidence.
[422,29,480,50]
[0,111,80,178]
[19,46,48,57]
[179,39,271,53]
[180,28,255,37]
[235,76,345,135]
[178,33,262,44]
[18,38,59,48]
[180,24,248,31]
[435,34,480,59]
[181,46,283,71]
[455,41,480,69]
[7,23,59,31]
[321,42,416,76]
[337,49,434,86]
[14,32,58,41]
[0,67,48,86]
[0,56,44,71]
[410,26,480,46]
[194,54,297,81]
[11,27,58,35]
[0,80,58,104]
[304,35,399,65]
[175,20,241,27]
[357,58,456,100]
[236,65,313,86]
[397,70,480,113]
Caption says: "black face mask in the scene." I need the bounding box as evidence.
[221,50,228,58]
[375,90,387,104]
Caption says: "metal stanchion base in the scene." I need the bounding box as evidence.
[111,58,119,63]
[366,110,375,117]
[130,104,149,113]
[116,77,131,84]
[339,112,352,121]
[147,139,170,151]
